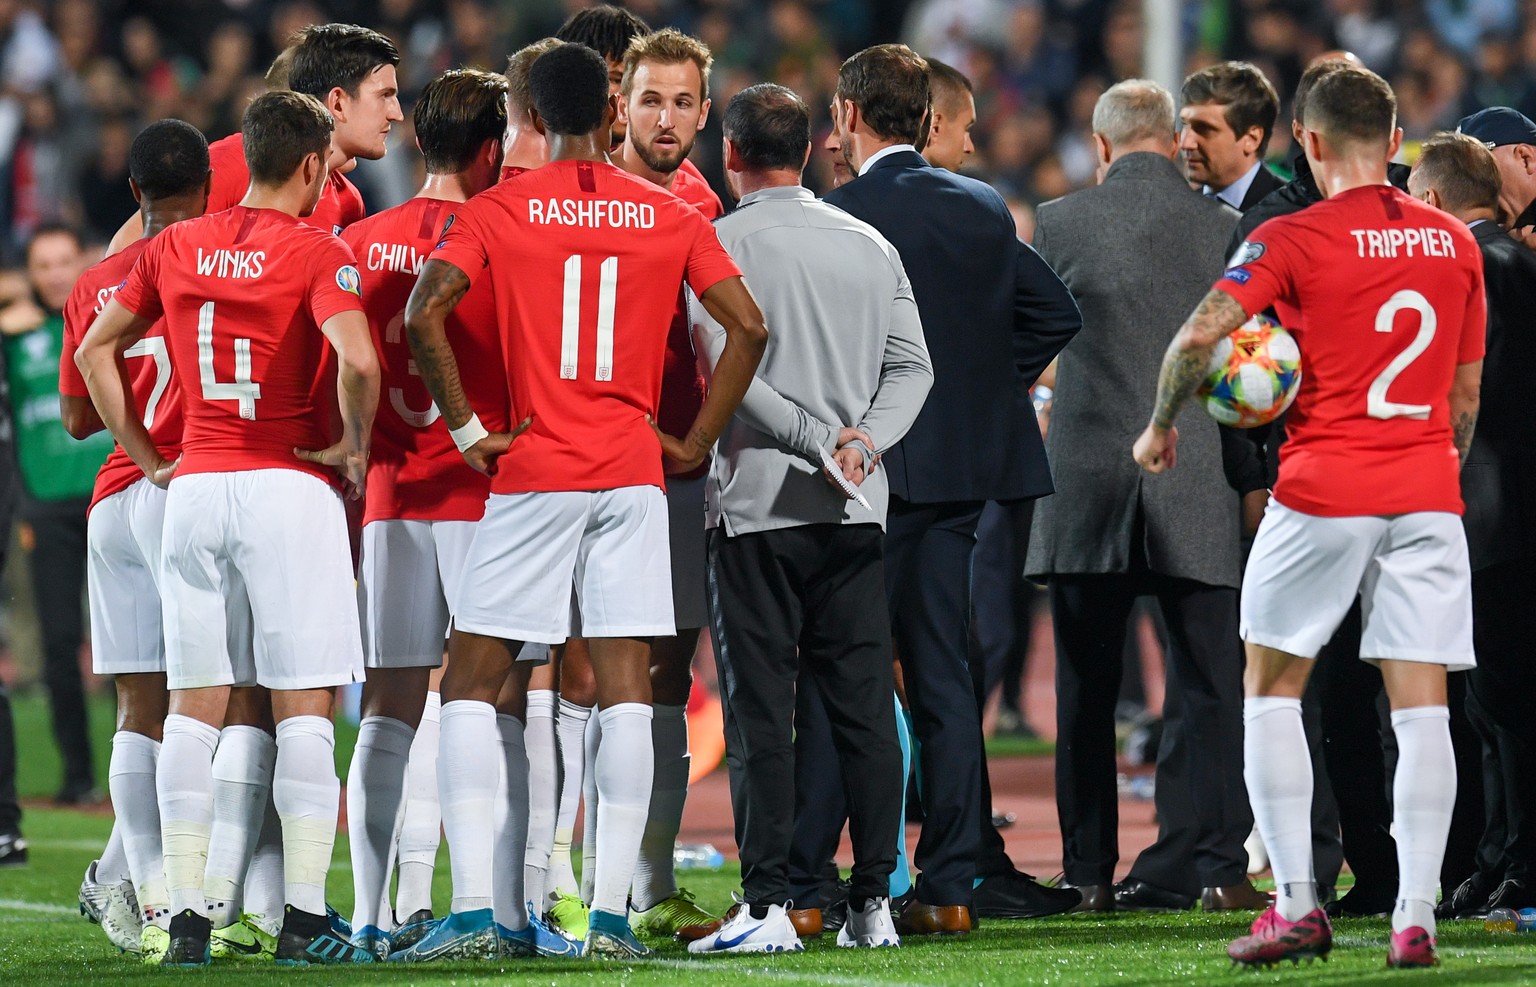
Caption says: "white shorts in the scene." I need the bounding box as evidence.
[87,478,167,675]
[1240,499,1475,670]
[161,469,365,691]
[667,476,707,631]
[455,485,674,645]
[357,518,476,669]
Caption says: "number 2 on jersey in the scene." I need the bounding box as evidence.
[197,301,261,420]
[560,255,617,381]
[1368,289,1435,421]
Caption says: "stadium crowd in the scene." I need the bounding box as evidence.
[0,0,1531,976]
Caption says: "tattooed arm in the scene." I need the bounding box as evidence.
[1133,288,1249,474]
[1449,360,1482,466]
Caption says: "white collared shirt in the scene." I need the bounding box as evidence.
[858,143,918,177]
[1206,160,1262,210]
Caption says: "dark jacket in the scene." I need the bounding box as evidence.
[823,149,1081,503]
[1235,162,1285,213]
[1465,220,1536,568]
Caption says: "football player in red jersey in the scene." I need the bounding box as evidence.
[78,91,380,968]
[400,43,766,960]
[598,28,726,938]
[1134,66,1485,970]
[60,119,210,962]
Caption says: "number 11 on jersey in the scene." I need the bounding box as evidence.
[560,255,618,382]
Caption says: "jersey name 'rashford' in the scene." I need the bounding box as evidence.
[528,197,655,229]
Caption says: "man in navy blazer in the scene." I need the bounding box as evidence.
[823,44,1082,933]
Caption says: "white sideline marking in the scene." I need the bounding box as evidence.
[649,957,940,987]
[0,898,80,916]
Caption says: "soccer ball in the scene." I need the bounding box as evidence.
[1197,314,1301,427]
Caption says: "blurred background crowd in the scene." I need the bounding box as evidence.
[0,0,1523,784]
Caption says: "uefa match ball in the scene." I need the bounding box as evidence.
[1198,314,1302,428]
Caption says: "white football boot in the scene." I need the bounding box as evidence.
[837,896,900,948]
[79,859,143,953]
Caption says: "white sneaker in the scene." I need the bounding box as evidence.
[79,860,143,953]
[837,896,899,948]
[687,901,803,955]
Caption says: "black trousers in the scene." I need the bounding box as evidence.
[708,523,901,906]
[1052,573,1249,891]
[884,497,986,906]
[22,495,94,792]
[972,499,1035,706]
[1465,560,1536,886]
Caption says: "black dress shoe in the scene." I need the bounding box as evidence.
[1486,878,1536,912]
[1327,885,1396,918]
[1432,874,1493,920]
[973,868,1081,918]
[820,878,851,932]
[1112,879,1195,912]
[1067,884,1113,913]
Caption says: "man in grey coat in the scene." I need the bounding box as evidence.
[1028,79,1262,913]
[692,83,933,954]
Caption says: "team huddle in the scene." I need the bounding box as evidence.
[52,0,1498,976]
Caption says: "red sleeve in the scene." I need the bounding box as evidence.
[112,235,166,324]
[1212,219,1300,317]
[307,237,367,328]
[207,138,249,213]
[682,209,741,298]
[426,199,492,284]
[1460,256,1488,364]
[58,282,91,397]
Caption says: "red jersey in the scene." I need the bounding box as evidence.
[342,197,506,524]
[59,237,184,510]
[113,207,367,483]
[428,159,741,494]
[207,133,367,236]
[500,164,530,183]
[655,158,724,480]
[1217,185,1485,516]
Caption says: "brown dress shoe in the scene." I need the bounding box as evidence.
[788,907,823,937]
[1201,881,1273,912]
[1068,884,1114,913]
[893,901,972,936]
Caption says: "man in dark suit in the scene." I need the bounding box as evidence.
[1028,78,1260,914]
[1179,61,1282,213]
[823,43,1082,933]
[1411,132,1536,916]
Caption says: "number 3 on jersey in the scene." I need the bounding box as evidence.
[560,255,617,381]
[197,300,261,419]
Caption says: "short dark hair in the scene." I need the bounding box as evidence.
[724,83,810,171]
[1305,66,1396,150]
[530,43,610,137]
[1292,59,1352,126]
[555,4,650,63]
[507,38,562,118]
[837,44,930,145]
[1413,131,1500,214]
[129,119,210,200]
[927,58,973,116]
[287,23,400,101]
[242,90,334,185]
[26,223,80,260]
[1181,61,1280,154]
[415,69,508,173]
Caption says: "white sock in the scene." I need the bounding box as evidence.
[347,715,414,932]
[273,716,339,917]
[1391,706,1455,936]
[439,700,498,914]
[495,713,530,930]
[592,703,654,917]
[1243,697,1316,921]
[244,796,283,933]
[580,705,602,903]
[157,714,221,917]
[551,698,590,899]
[396,691,441,918]
[203,725,276,928]
[523,692,558,912]
[97,823,129,885]
[633,703,688,910]
[109,731,168,924]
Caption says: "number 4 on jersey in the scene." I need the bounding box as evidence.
[197,300,261,419]
[560,255,617,382]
